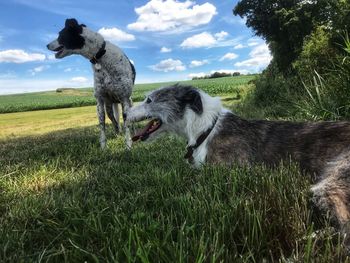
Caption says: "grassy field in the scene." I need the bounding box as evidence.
[0,88,96,114]
[0,75,255,113]
[0,106,98,139]
[0,77,349,262]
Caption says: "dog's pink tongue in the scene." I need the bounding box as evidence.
[132,120,154,142]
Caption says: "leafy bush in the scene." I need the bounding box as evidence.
[238,62,302,118]
[233,0,350,121]
[293,26,337,81]
[296,34,350,120]
[243,31,350,121]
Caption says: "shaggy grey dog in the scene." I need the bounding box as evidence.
[126,84,350,239]
[47,18,135,148]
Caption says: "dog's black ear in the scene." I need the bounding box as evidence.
[65,18,79,28]
[182,89,203,115]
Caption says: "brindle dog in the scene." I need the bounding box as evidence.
[126,84,350,239]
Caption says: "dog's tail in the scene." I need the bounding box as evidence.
[129,60,136,84]
[124,53,136,84]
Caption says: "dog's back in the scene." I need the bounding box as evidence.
[207,112,350,177]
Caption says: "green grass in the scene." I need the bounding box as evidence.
[0,75,256,114]
[0,88,96,114]
[0,126,348,262]
[1,75,348,261]
[0,106,98,139]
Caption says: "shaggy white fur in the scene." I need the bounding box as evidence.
[47,19,135,149]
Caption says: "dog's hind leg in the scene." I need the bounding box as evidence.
[311,159,350,245]
[112,103,121,133]
[121,97,133,149]
[105,101,120,135]
[96,98,107,149]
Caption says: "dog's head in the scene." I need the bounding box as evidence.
[47,18,86,59]
[126,84,204,142]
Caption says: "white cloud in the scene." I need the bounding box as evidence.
[219,52,238,61]
[47,54,56,60]
[180,31,236,49]
[221,16,246,26]
[160,47,172,53]
[0,49,46,63]
[248,42,259,47]
[180,32,217,48]
[234,44,245,49]
[234,43,272,71]
[64,68,72,72]
[127,0,217,33]
[29,65,50,76]
[235,58,266,68]
[32,66,45,73]
[188,72,206,79]
[189,59,209,68]
[98,27,135,43]
[214,31,228,41]
[71,76,89,83]
[247,38,262,47]
[149,58,186,72]
[42,33,58,43]
[249,44,270,57]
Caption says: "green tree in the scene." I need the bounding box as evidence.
[233,0,339,73]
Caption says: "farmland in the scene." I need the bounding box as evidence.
[0,75,348,262]
[0,75,255,113]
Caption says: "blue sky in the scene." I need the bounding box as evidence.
[0,0,271,94]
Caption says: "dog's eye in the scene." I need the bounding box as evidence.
[146,97,152,104]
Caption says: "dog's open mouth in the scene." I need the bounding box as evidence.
[132,119,162,142]
[54,46,64,57]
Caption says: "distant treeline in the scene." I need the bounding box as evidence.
[192,71,241,80]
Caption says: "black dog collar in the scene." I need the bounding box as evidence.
[90,41,106,64]
[184,116,219,164]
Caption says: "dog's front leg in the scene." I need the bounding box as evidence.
[122,98,132,149]
[96,99,107,149]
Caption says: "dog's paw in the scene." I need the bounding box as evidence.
[126,138,132,150]
[125,129,132,150]
[100,140,107,149]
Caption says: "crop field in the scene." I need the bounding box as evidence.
[0,76,348,262]
[0,75,255,114]
[0,88,96,114]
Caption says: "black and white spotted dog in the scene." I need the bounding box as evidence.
[47,18,135,149]
[127,84,350,240]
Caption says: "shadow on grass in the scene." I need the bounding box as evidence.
[0,124,182,172]
[221,95,241,102]
[0,126,348,262]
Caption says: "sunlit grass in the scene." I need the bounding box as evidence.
[0,106,99,139]
[0,126,348,262]
[0,75,349,261]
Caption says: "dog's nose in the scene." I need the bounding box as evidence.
[46,44,50,49]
